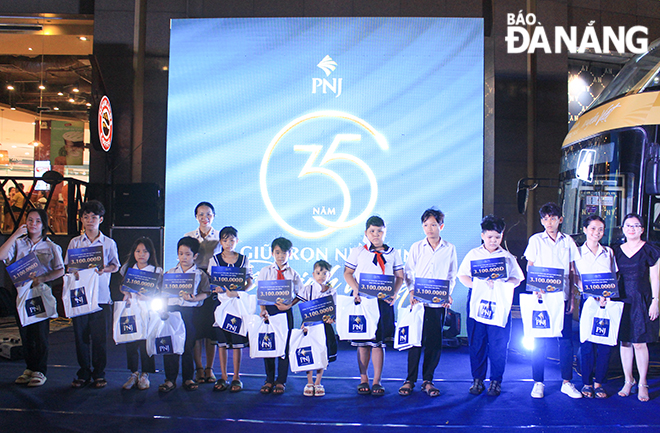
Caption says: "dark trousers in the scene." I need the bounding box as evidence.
[72,304,110,381]
[532,311,574,382]
[18,317,50,374]
[126,340,156,374]
[163,307,196,383]
[406,306,445,383]
[263,307,293,385]
[579,298,612,386]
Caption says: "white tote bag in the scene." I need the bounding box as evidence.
[214,296,249,336]
[16,282,58,326]
[469,280,515,328]
[336,295,380,341]
[520,292,565,338]
[146,310,186,356]
[248,313,288,359]
[112,300,148,344]
[579,297,624,346]
[394,303,424,351]
[62,269,102,318]
[289,324,328,373]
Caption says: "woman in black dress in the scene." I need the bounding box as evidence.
[613,214,660,402]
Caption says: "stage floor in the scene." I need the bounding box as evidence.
[0,317,658,432]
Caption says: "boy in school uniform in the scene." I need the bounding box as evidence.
[65,200,120,389]
[399,208,457,397]
[458,215,524,396]
[524,202,581,399]
[258,237,303,395]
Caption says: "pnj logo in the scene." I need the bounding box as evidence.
[296,346,314,366]
[398,326,409,345]
[259,332,275,351]
[222,314,242,334]
[156,336,173,354]
[71,287,88,307]
[25,297,45,317]
[349,315,366,333]
[592,318,610,337]
[120,316,137,334]
[477,300,495,320]
[313,55,342,97]
[532,310,550,329]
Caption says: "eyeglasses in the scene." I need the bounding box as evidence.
[623,224,642,229]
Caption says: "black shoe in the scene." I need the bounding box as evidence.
[487,380,501,396]
[469,378,485,395]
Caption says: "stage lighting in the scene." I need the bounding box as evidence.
[522,336,535,351]
[150,297,164,312]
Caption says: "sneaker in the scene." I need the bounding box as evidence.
[531,382,545,398]
[137,373,150,390]
[487,380,501,396]
[469,378,485,395]
[27,371,47,387]
[561,381,583,399]
[123,372,139,390]
[15,369,33,385]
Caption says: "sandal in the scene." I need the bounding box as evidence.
[195,368,205,383]
[314,384,325,397]
[371,383,385,396]
[213,378,228,392]
[398,381,414,396]
[205,368,216,384]
[273,383,286,395]
[260,382,273,394]
[357,382,371,395]
[422,380,440,397]
[304,384,315,396]
[71,378,90,388]
[594,386,608,399]
[618,380,637,397]
[581,385,594,398]
[639,384,650,402]
[229,379,243,393]
[91,378,107,389]
[183,380,198,391]
[158,381,176,393]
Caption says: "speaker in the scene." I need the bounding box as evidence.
[113,183,162,226]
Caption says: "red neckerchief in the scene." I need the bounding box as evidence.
[364,244,386,274]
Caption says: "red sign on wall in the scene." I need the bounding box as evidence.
[98,95,113,152]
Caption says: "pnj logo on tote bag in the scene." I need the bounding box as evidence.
[156,336,173,354]
[25,297,45,317]
[259,332,275,351]
[120,316,137,335]
[349,315,366,333]
[592,318,610,337]
[296,346,314,366]
[532,310,550,329]
[477,300,495,320]
[222,314,242,334]
[398,326,409,345]
[71,287,88,307]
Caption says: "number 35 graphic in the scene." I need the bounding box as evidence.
[260,111,389,239]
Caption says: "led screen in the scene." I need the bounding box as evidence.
[165,17,484,332]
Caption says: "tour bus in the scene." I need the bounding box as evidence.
[541,38,660,245]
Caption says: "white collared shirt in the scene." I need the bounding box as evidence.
[345,245,403,281]
[166,263,210,307]
[524,231,578,300]
[184,227,221,271]
[257,263,303,297]
[458,245,525,293]
[405,238,458,302]
[297,280,337,304]
[574,243,618,279]
[65,231,120,304]
[4,235,64,274]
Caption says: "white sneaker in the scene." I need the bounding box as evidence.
[123,372,139,390]
[27,371,47,387]
[561,381,583,398]
[137,373,150,390]
[15,369,33,385]
[531,382,545,398]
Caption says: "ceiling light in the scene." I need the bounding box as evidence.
[162,66,168,71]
[86,102,91,107]
[53,107,59,111]
[79,36,88,41]
[28,47,33,51]
[38,84,45,90]
[57,92,64,96]
[11,145,16,148]
[25,152,29,155]
[72,87,79,93]
[68,98,75,103]
[6,84,14,90]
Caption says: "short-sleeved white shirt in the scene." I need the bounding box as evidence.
[574,243,618,290]
[405,238,457,306]
[166,263,211,307]
[4,235,64,276]
[345,245,403,293]
[297,280,337,304]
[184,227,221,271]
[207,252,253,302]
[458,245,524,293]
[257,263,303,297]
[65,232,120,304]
[524,231,578,300]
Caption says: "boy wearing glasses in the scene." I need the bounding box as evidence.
[523,202,580,399]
